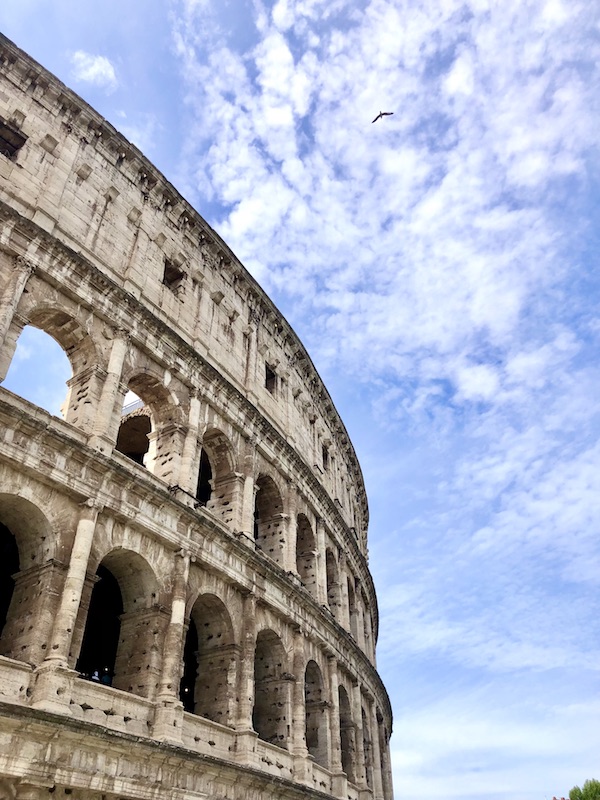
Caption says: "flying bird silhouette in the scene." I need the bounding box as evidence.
[372,111,394,123]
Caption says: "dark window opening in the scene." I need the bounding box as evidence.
[179,617,199,712]
[77,565,123,682]
[116,414,151,465]
[322,445,329,471]
[265,363,277,394]
[196,449,213,505]
[0,523,19,639]
[0,118,27,159]
[163,259,185,291]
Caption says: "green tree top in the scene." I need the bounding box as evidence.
[570,779,600,800]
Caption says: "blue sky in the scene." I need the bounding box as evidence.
[2,1,600,797]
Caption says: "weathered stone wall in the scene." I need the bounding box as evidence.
[0,33,393,800]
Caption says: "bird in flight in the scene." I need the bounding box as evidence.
[372,111,394,123]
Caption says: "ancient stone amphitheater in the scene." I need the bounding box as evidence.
[0,34,393,800]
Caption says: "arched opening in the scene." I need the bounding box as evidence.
[304,660,328,768]
[76,565,123,682]
[254,475,285,566]
[253,629,289,748]
[0,495,56,666]
[347,577,359,640]
[361,588,371,654]
[377,711,392,800]
[296,514,317,595]
[339,685,356,783]
[179,617,198,712]
[362,706,373,788]
[115,374,183,483]
[116,391,150,465]
[326,549,340,619]
[180,594,236,725]
[202,429,237,527]
[76,549,166,698]
[196,449,213,505]
[0,523,19,641]
[2,325,71,416]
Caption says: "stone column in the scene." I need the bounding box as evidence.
[285,482,298,573]
[240,438,256,537]
[291,628,309,779]
[88,329,129,453]
[15,784,48,800]
[379,721,394,800]
[45,500,102,666]
[235,591,258,763]
[0,257,34,349]
[327,655,347,798]
[178,391,202,496]
[369,700,385,800]
[153,550,190,743]
[339,554,351,630]
[352,682,367,788]
[0,257,35,381]
[316,518,328,605]
[30,500,102,712]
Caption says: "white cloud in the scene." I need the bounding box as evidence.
[70,50,118,92]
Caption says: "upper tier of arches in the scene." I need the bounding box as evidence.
[0,31,369,553]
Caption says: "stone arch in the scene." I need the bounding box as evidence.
[296,514,317,596]
[2,304,100,429]
[180,592,236,726]
[361,587,371,654]
[76,547,168,698]
[304,659,328,768]
[201,428,238,528]
[377,710,393,799]
[362,705,373,789]
[116,370,184,484]
[326,549,341,619]
[347,575,359,640]
[338,685,356,783]
[254,474,285,566]
[253,628,289,748]
[0,494,59,665]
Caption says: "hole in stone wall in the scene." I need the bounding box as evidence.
[0,117,27,159]
[265,363,276,394]
[76,565,123,682]
[116,392,150,465]
[0,523,19,643]
[3,326,71,416]
[196,449,212,506]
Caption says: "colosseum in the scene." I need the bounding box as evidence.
[0,33,393,800]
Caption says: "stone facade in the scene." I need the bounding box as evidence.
[0,34,393,800]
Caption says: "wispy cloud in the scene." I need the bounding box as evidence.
[170,0,600,796]
[70,50,118,92]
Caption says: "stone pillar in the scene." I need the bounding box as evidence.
[327,655,347,798]
[316,518,328,605]
[356,591,366,653]
[153,550,190,743]
[29,500,102,714]
[44,500,102,666]
[339,555,351,630]
[235,591,258,763]
[0,258,35,381]
[88,329,129,453]
[369,701,385,800]
[379,720,394,800]
[352,683,367,788]
[0,257,34,350]
[285,482,298,573]
[178,391,202,496]
[240,438,256,537]
[291,628,309,778]
[15,784,48,800]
